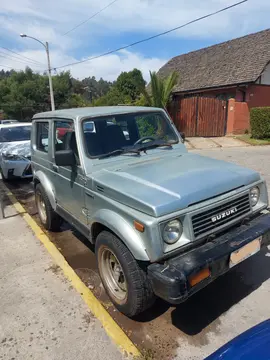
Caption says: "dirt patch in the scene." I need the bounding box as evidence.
[45,264,61,275]
[82,312,94,327]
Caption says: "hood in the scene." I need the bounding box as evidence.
[91,153,260,217]
[0,140,31,158]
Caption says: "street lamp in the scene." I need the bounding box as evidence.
[20,33,55,111]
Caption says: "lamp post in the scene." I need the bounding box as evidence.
[20,34,55,111]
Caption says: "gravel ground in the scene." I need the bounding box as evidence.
[193,146,270,198]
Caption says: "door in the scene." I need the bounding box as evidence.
[172,96,227,137]
[52,119,87,225]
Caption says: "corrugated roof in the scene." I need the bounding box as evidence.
[158,28,270,93]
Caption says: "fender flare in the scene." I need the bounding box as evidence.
[91,209,149,261]
[34,171,57,210]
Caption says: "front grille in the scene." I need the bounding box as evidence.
[192,193,251,239]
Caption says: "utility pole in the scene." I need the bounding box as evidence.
[20,34,55,111]
[45,42,55,111]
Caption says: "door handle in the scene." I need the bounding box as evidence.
[52,164,59,172]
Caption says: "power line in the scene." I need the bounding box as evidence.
[0,46,45,66]
[0,50,44,68]
[63,0,118,36]
[0,64,21,71]
[0,52,43,68]
[56,0,248,70]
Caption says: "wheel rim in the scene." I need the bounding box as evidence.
[36,191,47,224]
[99,247,127,304]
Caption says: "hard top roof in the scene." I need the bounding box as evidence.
[0,122,31,128]
[32,106,163,121]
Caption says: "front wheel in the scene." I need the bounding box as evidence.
[96,231,155,317]
[35,183,62,231]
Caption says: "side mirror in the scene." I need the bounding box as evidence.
[55,150,76,167]
[180,132,186,142]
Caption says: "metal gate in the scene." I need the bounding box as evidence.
[172,96,228,137]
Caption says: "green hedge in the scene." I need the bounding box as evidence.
[250,107,270,139]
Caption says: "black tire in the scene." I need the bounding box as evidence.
[96,231,155,317]
[35,183,62,231]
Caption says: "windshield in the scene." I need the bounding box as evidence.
[0,126,31,142]
[83,111,178,158]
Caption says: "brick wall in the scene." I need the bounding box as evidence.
[246,85,270,108]
[226,98,250,135]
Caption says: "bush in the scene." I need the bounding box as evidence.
[250,107,270,139]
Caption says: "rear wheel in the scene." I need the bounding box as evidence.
[35,184,62,231]
[96,231,155,317]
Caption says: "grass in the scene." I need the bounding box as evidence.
[236,134,270,146]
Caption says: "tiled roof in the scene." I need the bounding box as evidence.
[158,28,270,93]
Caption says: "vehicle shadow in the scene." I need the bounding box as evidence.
[134,248,270,335]
[63,222,270,334]
[5,178,269,337]
[170,249,270,335]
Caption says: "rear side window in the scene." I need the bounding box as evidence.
[54,120,79,164]
[36,122,49,153]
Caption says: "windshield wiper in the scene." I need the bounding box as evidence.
[99,148,141,159]
[137,139,173,152]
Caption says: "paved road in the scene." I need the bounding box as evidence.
[194,146,270,198]
[2,145,270,360]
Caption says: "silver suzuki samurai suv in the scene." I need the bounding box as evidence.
[31,106,270,317]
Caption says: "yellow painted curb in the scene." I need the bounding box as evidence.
[2,187,141,358]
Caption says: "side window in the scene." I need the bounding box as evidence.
[54,120,80,164]
[36,122,49,153]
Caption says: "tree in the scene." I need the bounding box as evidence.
[93,69,146,106]
[142,71,179,109]
[115,69,145,102]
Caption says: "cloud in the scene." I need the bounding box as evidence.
[2,0,269,40]
[0,47,167,81]
[0,0,269,80]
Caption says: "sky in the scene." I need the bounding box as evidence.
[0,0,269,82]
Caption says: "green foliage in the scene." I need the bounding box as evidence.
[0,67,111,120]
[93,69,145,106]
[115,69,145,101]
[142,71,178,109]
[137,117,156,137]
[250,107,270,139]
[93,86,132,106]
[0,66,177,120]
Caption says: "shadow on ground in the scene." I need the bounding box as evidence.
[3,178,270,340]
[132,249,270,336]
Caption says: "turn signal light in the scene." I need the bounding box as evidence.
[134,221,145,233]
[189,268,210,287]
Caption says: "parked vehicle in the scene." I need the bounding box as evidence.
[206,319,270,359]
[31,106,270,317]
[0,120,19,125]
[0,123,32,181]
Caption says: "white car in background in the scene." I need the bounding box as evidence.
[0,120,19,125]
[0,123,32,181]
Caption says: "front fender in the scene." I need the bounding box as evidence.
[91,209,149,261]
[34,171,56,210]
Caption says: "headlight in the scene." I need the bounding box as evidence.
[250,186,260,207]
[163,219,183,244]
[2,153,21,161]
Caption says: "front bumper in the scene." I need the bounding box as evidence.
[1,159,32,179]
[148,213,270,304]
